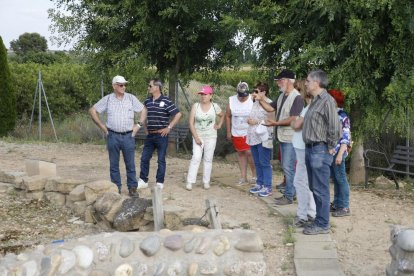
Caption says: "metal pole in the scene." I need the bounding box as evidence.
[38,71,42,140]
[40,80,58,141]
[29,77,39,132]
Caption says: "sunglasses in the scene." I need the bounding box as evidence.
[117,84,127,88]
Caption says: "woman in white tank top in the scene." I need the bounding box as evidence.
[225,82,257,186]
[186,86,224,190]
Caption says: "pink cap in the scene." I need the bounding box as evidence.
[198,85,213,95]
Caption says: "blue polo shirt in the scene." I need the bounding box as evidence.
[144,95,180,131]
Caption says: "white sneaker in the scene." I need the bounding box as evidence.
[156,182,164,189]
[203,183,210,190]
[237,178,248,186]
[186,183,192,191]
[137,178,148,189]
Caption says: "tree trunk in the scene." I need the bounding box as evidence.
[349,138,366,185]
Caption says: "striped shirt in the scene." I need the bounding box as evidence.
[144,95,180,131]
[302,90,342,149]
[94,92,144,132]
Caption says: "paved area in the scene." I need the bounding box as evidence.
[214,174,344,276]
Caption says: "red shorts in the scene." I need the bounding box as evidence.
[232,136,250,152]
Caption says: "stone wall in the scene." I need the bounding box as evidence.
[0,229,266,275]
[387,225,414,275]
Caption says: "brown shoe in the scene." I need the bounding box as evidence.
[274,196,293,205]
[128,188,139,198]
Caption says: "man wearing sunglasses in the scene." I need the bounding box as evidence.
[89,75,144,197]
[137,78,182,190]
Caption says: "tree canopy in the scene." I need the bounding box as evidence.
[49,0,244,101]
[242,0,414,139]
[10,33,48,55]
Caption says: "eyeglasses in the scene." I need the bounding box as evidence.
[117,83,127,88]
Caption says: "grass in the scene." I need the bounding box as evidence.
[281,214,297,244]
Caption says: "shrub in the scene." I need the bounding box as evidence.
[0,36,16,136]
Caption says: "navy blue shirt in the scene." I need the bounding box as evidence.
[144,95,180,131]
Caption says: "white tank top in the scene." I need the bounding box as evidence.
[229,94,253,137]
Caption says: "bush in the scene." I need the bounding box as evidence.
[0,36,16,136]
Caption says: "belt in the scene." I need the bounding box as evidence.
[148,130,162,134]
[108,129,132,135]
[305,141,326,148]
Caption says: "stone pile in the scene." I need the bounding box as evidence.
[0,229,266,275]
[0,160,157,232]
[387,225,414,275]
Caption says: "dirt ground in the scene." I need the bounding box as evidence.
[0,140,413,275]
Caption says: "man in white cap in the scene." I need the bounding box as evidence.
[89,75,144,197]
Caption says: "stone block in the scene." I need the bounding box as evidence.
[163,204,187,230]
[22,175,49,191]
[45,177,85,194]
[25,191,45,200]
[0,171,26,186]
[68,184,86,202]
[84,180,119,205]
[45,192,66,206]
[25,159,56,177]
[93,192,125,223]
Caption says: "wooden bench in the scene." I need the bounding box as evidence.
[363,145,414,189]
[135,124,190,153]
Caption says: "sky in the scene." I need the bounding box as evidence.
[0,0,73,50]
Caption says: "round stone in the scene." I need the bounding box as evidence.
[72,245,94,269]
[115,264,133,276]
[397,229,414,251]
[164,234,183,251]
[59,249,76,274]
[139,235,161,256]
[119,237,135,258]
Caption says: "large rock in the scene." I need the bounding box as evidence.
[113,198,152,231]
[0,171,26,186]
[163,205,187,230]
[84,180,119,205]
[374,175,395,189]
[25,159,56,177]
[45,177,85,194]
[22,175,49,191]
[68,184,86,202]
[94,192,125,223]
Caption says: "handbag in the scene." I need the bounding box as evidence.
[255,122,269,142]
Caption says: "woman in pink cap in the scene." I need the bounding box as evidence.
[186,85,224,190]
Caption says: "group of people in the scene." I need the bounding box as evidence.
[90,76,181,197]
[90,69,351,235]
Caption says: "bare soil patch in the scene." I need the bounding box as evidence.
[0,141,294,275]
[0,140,413,275]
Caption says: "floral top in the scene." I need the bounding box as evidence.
[246,98,273,146]
[334,108,351,157]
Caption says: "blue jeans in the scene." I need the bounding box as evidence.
[250,143,272,190]
[107,132,137,190]
[305,144,333,229]
[140,134,169,183]
[331,154,350,208]
[280,142,296,200]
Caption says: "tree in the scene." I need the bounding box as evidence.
[242,0,414,183]
[10,33,48,55]
[49,0,244,102]
[0,36,17,136]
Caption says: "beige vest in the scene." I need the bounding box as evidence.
[276,89,300,143]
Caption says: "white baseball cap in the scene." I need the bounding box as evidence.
[112,75,128,84]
